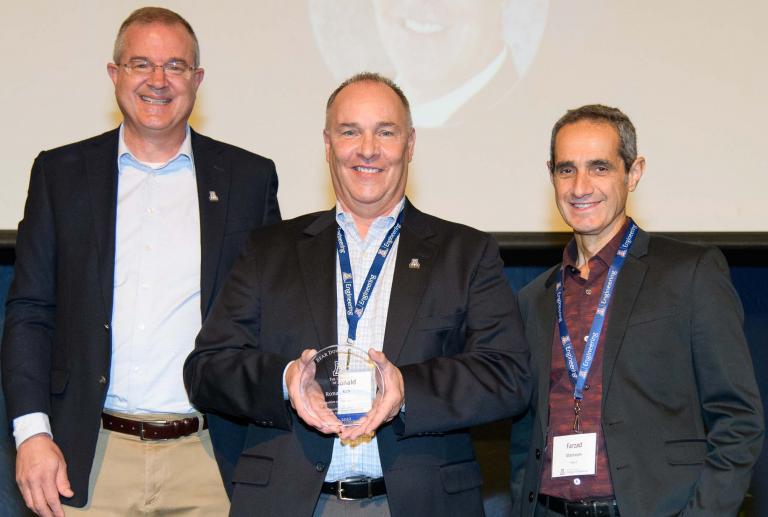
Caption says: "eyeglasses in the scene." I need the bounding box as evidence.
[117,59,197,76]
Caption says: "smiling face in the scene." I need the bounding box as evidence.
[550,120,644,249]
[324,80,415,224]
[372,0,504,101]
[107,22,203,145]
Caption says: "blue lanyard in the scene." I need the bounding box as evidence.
[336,209,404,344]
[556,220,638,403]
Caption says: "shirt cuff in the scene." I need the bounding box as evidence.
[13,413,52,448]
[282,361,293,400]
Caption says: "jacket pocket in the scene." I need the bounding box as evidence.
[627,306,678,327]
[50,369,69,394]
[440,460,482,494]
[664,439,707,465]
[415,312,466,331]
[232,454,273,485]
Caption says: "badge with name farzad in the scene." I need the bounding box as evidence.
[551,432,597,478]
[300,344,383,426]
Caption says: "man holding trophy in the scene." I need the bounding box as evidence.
[184,72,531,517]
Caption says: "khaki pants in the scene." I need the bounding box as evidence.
[66,412,229,516]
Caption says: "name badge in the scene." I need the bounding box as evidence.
[551,432,597,478]
[336,370,374,424]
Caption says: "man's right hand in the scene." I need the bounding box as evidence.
[285,349,342,434]
[16,434,73,517]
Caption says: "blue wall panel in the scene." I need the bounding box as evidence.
[0,265,29,515]
[0,263,764,515]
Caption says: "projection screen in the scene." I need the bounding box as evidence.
[1,0,766,232]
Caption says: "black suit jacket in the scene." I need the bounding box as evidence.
[510,229,764,516]
[184,201,532,517]
[1,127,280,507]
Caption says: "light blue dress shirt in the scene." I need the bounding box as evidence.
[325,198,404,481]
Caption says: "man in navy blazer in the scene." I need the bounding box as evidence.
[184,73,531,516]
[510,105,763,516]
[2,7,279,516]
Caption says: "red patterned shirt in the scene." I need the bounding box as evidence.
[539,222,630,500]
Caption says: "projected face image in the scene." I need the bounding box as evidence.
[372,0,505,102]
[309,0,548,127]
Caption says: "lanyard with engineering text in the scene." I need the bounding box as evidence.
[555,219,637,432]
[336,209,404,344]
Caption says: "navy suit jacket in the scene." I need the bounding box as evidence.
[1,127,280,507]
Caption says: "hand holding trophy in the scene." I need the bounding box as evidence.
[299,344,385,431]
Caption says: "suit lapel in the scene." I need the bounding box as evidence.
[535,268,559,434]
[296,210,338,349]
[382,203,437,364]
[294,202,438,358]
[84,129,120,322]
[192,130,231,316]
[602,229,649,400]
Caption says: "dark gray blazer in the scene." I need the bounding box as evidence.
[184,201,532,517]
[1,127,281,507]
[510,229,764,516]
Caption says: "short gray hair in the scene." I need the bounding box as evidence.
[326,72,412,129]
[113,7,200,68]
[549,104,637,173]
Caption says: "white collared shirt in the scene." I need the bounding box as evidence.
[409,48,508,128]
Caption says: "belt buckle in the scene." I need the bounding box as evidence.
[336,480,353,501]
[594,500,617,517]
[336,476,371,501]
[139,420,167,441]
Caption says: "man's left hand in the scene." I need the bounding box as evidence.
[340,349,404,441]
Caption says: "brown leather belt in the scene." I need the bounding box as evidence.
[101,412,207,440]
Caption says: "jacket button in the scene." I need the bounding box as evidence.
[528,491,534,502]
[535,448,542,459]
[99,376,107,385]
[315,462,326,472]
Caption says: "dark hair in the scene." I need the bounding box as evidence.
[113,7,199,67]
[549,104,637,173]
[326,72,412,129]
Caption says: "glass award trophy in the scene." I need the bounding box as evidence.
[300,344,384,427]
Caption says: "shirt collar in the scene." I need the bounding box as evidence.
[563,218,631,275]
[335,197,406,243]
[409,48,507,128]
[118,124,194,174]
